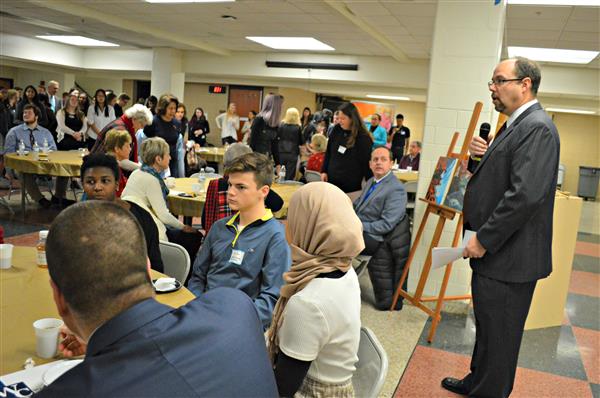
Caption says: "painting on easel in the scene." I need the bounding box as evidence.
[444,159,472,211]
[425,157,457,205]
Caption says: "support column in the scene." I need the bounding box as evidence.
[409,1,506,297]
[151,48,185,100]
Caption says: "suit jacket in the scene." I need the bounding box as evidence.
[37,289,278,397]
[353,172,407,242]
[463,102,560,283]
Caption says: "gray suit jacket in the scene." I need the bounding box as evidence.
[464,102,560,283]
[353,172,407,242]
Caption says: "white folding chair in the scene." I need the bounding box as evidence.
[158,241,190,282]
[305,170,322,183]
[352,327,389,398]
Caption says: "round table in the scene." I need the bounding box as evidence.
[167,177,302,219]
[4,151,83,177]
[194,147,225,164]
[0,247,195,374]
[394,170,419,183]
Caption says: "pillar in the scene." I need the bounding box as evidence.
[151,48,185,100]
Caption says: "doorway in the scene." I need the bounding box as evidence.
[228,85,263,141]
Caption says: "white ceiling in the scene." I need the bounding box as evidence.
[0,0,598,67]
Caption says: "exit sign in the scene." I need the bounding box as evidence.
[209,85,227,94]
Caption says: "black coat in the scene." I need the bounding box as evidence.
[367,215,411,310]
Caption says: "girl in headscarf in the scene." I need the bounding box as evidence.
[268,182,363,398]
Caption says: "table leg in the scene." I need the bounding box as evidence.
[19,172,26,219]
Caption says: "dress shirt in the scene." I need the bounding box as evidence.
[507,99,538,128]
[3,123,57,154]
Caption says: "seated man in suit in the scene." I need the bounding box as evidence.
[354,146,407,255]
[39,201,278,397]
[189,152,292,330]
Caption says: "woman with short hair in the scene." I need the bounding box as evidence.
[104,129,138,196]
[143,94,181,177]
[277,107,303,181]
[269,182,363,397]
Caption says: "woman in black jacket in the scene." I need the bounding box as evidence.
[249,93,284,167]
[187,107,210,146]
[143,94,181,177]
[277,107,303,181]
[321,102,373,193]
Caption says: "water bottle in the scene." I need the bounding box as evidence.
[198,168,206,184]
[42,138,49,153]
[279,165,286,182]
[32,140,40,160]
[18,140,25,156]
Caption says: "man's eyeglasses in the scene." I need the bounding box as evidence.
[488,78,524,88]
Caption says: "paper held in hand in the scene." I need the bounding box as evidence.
[431,230,476,269]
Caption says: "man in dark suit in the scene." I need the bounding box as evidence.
[354,146,407,255]
[441,57,560,397]
[38,201,278,397]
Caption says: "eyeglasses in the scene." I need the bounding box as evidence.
[488,78,524,88]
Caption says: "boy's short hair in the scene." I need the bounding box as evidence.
[225,152,273,187]
[80,153,120,181]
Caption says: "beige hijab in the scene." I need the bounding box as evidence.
[267,182,365,362]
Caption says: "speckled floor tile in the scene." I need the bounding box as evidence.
[572,326,600,384]
[395,345,594,398]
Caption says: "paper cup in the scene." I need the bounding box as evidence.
[166,177,176,188]
[0,243,13,269]
[191,183,203,195]
[33,318,64,359]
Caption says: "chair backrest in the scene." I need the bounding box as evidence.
[305,170,322,183]
[158,241,190,282]
[352,327,389,398]
[404,181,418,193]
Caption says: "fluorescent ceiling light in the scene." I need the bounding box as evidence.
[246,37,334,51]
[146,0,234,3]
[508,46,599,64]
[508,0,600,6]
[366,94,411,101]
[36,35,118,47]
[546,107,597,115]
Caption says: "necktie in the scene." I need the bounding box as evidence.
[28,129,35,147]
[493,122,507,141]
[362,181,380,204]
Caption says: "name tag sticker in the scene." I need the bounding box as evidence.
[229,249,245,265]
[401,131,406,135]
[338,146,347,154]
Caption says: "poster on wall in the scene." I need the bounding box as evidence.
[425,156,458,205]
[351,101,395,131]
[443,159,472,211]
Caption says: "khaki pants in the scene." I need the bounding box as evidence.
[22,173,68,202]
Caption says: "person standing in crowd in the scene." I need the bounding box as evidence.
[121,137,202,268]
[175,103,188,138]
[216,103,240,145]
[91,104,153,164]
[47,80,61,112]
[6,89,18,127]
[398,141,421,171]
[38,201,278,398]
[241,110,256,145]
[389,113,411,161]
[174,103,188,178]
[277,107,303,181]
[106,92,117,111]
[0,89,11,142]
[441,57,560,398]
[78,91,91,116]
[327,110,340,136]
[188,107,210,147]
[365,113,388,147]
[15,85,48,127]
[300,107,312,130]
[114,93,130,119]
[56,89,88,150]
[145,95,158,115]
[250,94,284,165]
[269,182,363,397]
[143,94,181,177]
[37,93,58,140]
[86,89,116,150]
[321,102,373,194]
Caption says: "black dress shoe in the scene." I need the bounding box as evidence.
[38,198,52,209]
[441,377,469,395]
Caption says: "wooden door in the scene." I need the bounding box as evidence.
[228,86,263,141]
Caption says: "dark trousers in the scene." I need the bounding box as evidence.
[279,153,298,180]
[361,232,382,255]
[57,135,86,150]
[463,272,536,398]
[222,137,236,145]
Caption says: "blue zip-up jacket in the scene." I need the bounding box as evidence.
[188,209,291,330]
[365,122,388,148]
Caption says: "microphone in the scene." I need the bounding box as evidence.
[471,122,491,162]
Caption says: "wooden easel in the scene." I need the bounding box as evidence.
[390,101,483,343]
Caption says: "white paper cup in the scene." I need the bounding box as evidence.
[407,166,413,171]
[33,318,64,359]
[0,244,13,269]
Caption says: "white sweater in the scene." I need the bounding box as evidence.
[121,169,184,241]
[215,113,240,140]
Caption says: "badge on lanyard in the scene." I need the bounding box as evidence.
[229,249,245,265]
[338,145,347,154]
